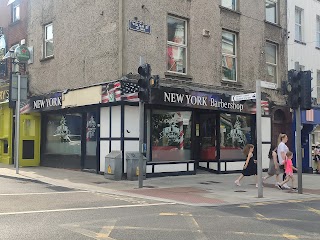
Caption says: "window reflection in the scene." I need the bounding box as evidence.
[220,113,252,160]
[152,110,192,161]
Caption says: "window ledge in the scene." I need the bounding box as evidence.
[264,20,282,28]
[221,79,243,87]
[219,5,241,15]
[294,40,306,45]
[40,55,54,62]
[164,72,193,81]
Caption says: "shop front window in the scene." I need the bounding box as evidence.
[45,114,82,155]
[220,113,252,160]
[151,110,192,161]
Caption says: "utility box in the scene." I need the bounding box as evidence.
[104,151,122,180]
[126,152,147,181]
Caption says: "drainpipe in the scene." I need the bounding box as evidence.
[118,0,124,77]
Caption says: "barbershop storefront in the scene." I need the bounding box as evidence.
[100,81,271,177]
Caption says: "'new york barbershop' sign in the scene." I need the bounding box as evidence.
[150,88,258,114]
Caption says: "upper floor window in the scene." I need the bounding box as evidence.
[12,0,20,23]
[44,23,53,58]
[222,31,237,82]
[265,0,278,24]
[221,0,237,11]
[295,7,303,42]
[167,16,187,74]
[317,16,320,48]
[265,42,278,83]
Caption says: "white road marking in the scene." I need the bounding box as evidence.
[0,202,176,216]
[0,190,88,196]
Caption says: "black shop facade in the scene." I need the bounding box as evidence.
[143,86,270,176]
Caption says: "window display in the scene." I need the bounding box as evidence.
[220,113,252,159]
[45,114,82,155]
[152,110,192,161]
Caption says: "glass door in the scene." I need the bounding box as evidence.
[199,114,217,161]
[84,112,98,170]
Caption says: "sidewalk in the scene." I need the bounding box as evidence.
[0,164,319,207]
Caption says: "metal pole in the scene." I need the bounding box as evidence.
[15,74,21,174]
[138,101,144,188]
[256,80,263,198]
[295,107,302,194]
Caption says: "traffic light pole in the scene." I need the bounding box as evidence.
[256,80,263,198]
[295,107,303,194]
[138,101,144,188]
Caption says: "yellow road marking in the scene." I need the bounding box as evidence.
[307,207,320,215]
[282,233,299,239]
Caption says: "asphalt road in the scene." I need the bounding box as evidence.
[0,175,319,240]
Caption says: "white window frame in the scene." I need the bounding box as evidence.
[295,7,303,42]
[265,0,278,24]
[221,0,237,11]
[167,16,187,75]
[266,42,278,84]
[44,23,53,58]
[222,31,237,82]
[12,0,20,23]
[317,16,320,48]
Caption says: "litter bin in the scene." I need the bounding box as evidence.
[126,152,147,181]
[104,151,122,180]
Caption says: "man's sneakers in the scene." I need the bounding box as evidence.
[292,187,298,192]
[276,183,283,190]
[282,183,291,189]
[234,180,241,186]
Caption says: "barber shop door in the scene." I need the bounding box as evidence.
[19,114,41,166]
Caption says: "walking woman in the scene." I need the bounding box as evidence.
[263,145,280,185]
[277,133,290,189]
[234,144,258,187]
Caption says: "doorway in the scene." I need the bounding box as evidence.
[198,114,218,162]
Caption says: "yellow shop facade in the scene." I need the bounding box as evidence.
[0,83,41,167]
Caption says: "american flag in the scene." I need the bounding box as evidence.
[306,109,314,122]
[101,81,121,103]
[20,101,31,114]
[250,100,269,115]
[121,81,139,102]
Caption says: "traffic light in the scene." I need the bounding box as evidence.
[299,70,312,110]
[149,75,160,88]
[138,63,151,102]
[287,69,300,109]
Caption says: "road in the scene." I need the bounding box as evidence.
[0,175,320,240]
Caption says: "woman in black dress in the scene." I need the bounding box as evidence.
[234,144,258,187]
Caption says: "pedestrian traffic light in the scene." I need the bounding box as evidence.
[287,69,301,109]
[138,63,151,102]
[149,75,160,88]
[299,70,312,110]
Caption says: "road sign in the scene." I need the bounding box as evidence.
[260,81,277,89]
[231,93,256,101]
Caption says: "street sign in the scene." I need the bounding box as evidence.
[231,92,256,101]
[260,81,277,89]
